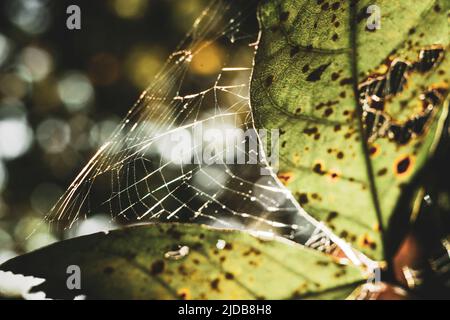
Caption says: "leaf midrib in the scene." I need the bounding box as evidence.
[348,0,385,258]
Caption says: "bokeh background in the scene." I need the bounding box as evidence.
[0,0,225,262]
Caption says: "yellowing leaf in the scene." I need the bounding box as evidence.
[0,223,365,299]
[251,0,449,260]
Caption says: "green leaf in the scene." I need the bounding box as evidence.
[251,0,449,260]
[0,223,365,299]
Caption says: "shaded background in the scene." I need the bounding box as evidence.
[0,0,224,261]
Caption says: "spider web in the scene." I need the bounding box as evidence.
[44,0,370,267]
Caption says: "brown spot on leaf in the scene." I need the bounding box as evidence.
[377,168,388,176]
[225,272,234,280]
[178,265,189,276]
[334,269,347,278]
[244,247,261,256]
[303,127,318,135]
[151,260,165,275]
[278,172,294,185]
[265,75,274,86]
[279,11,290,22]
[298,193,309,205]
[331,2,341,10]
[321,2,330,11]
[324,108,333,117]
[315,102,325,110]
[306,63,331,82]
[369,145,380,157]
[211,278,220,291]
[356,6,371,23]
[358,234,377,250]
[313,163,326,175]
[177,288,191,300]
[395,156,413,176]
[326,211,338,222]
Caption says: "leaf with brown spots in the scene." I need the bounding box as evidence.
[0,223,365,300]
[251,0,449,261]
